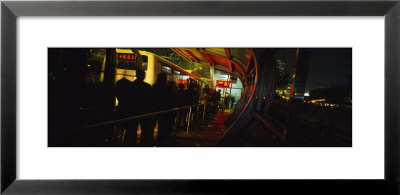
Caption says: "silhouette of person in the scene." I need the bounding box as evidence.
[224,94,230,109]
[177,84,186,107]
[168,81,180,134]
[230,96,235,109]
[115,77,131,118]
[168,81,179,108]
[176,83,187,127]
[152,72,173,146]
[115,76,132,144]
[183,82,200,121]
[203,85,210,96]
[183,82,198,106]
[211,89,221,112]
[127,69,153,146]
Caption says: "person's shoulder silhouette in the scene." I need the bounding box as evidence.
[131,69,151,91]
[116,77,131,96]
[152,72,173,110]
[130,69,152,114]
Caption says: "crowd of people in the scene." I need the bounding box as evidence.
[114,70,225,146]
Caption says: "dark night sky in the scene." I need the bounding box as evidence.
[285,48,352,92]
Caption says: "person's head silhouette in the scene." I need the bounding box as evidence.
[188,82,195,90]
[178,83,185,91]
[156,72,167,85]
[136,69,145,81]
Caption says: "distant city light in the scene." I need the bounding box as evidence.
[304,92,310,97]
[311,99,325,104]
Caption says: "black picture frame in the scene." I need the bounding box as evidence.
[1,0,399,194]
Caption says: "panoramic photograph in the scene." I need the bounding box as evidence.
[48,48,352,147]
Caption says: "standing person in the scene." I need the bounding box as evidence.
[115,76,132,144]
[200,85,211,104]
[152,72,173,146]
[210,89,221,113]
[167,81,179,135]
[115,77,131,118]
[177,84,186,107]
[168,81,179,107]
[176,84,186,128]
[184,82,200,106]
[184,82,200,121]
[203,85,210,97]
[229,96,235,109]
[216,89,221,108]
[224,94,230,109]
[128,69,153,146]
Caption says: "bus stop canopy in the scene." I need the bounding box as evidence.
[171,48,253,77]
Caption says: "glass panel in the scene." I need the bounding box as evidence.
[142,55,148,71]
[162,65,172,74]
[230,48,251,66]
[86,49,105,84]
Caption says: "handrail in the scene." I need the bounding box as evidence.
[50,102,212,135]
[254,112,285,140]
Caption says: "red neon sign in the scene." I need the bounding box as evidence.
[216,80,230,88]
[118,54,138,61]
[178,79,188,85]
